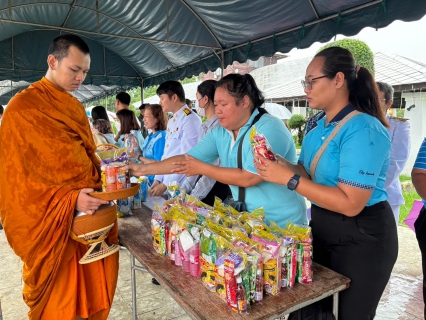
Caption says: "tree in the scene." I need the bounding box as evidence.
[318,38,375,75]
[287,114,306,146]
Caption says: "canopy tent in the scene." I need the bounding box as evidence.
[1,0,426,105]
[0,79,123,105]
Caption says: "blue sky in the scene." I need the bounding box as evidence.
[281,15,426,63]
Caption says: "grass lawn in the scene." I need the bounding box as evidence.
[399,190,421,225]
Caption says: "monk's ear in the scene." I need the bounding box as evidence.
[47,54,58,71]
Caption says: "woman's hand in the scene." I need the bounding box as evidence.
[171,154,204,177]
[122,160,146,177]
[150,182,167,197]
[253,155,294,185]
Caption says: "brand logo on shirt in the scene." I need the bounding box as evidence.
[359,170,374,176]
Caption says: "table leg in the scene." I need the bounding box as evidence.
[130,253,138,320]
[332,292,339,320]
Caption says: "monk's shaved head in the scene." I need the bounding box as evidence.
[48,34,90,61]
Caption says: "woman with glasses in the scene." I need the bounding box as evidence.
[254,47,398,320]
[125,74,307,228]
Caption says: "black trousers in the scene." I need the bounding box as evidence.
[415,206,426,319]
[303,201,398,320]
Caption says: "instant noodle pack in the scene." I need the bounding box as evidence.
[151,194,313,314]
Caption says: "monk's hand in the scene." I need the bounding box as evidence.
[76,188,109,215]
[150,182,167,197]
[122,160,146,177]
[253,155,293,186]
[171,154,203,177]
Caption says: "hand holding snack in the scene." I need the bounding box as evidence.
[249,127,276,165]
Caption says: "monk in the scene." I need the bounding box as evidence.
[0,34,119,320]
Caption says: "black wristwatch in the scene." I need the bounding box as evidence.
[137,155,143,162]
[287,174,300,191]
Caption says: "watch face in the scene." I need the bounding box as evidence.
[288,178,297,190]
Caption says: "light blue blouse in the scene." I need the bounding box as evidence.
[299,104,391,206]
[188,108,307,228]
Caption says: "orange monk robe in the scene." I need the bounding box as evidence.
[0,77,119,320]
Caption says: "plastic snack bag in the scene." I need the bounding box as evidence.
[249,126,276,164]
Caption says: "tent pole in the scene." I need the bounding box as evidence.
[141,78,144,103]
[221,51,224,78]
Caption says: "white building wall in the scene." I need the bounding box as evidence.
[401,91,426,175]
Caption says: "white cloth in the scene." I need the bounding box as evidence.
[154,104,202,188]
[384,115,411,206]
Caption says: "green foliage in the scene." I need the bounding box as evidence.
[288,114,306,146]
[399,190,421,225]
[318,38,375,75]
[399,174,411,182]
[396,109,405,118]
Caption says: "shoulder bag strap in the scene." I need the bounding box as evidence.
[309,110,362,181]
[236,110,265,201]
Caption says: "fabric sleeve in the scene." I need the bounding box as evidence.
[338,127,390,190]
[414,138,426,170]
[187,130,219,164]
[385,121,411,188]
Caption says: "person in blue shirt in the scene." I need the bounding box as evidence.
[413,138,426,319]
[125,74,307,228]
[255,47,398,320]
[133,104,167,185]
[115,109,144,153]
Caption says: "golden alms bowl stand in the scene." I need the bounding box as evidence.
[70,183,140,264]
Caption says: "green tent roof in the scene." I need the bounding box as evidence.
[1,0,425,104]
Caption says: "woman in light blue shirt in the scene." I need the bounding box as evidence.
[125,74,307,228]
[255,47,398,320]
[135,104,167,185]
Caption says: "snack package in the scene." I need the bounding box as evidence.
[124,131,141,155]
[286,242,297,288]
[96,147,128,165]
[297,241,313,285]
[249,126,276,165]
[138,176,148,202]
[151,204,167,255]
[224,253,244,312]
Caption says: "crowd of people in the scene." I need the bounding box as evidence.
[0,33,425,320]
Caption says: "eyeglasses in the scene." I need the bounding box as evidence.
[301,75,328,90]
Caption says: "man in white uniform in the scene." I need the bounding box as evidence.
[377,81,411,224]
[150,80,202,197]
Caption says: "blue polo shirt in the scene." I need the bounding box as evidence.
[187,108,307,228]
[413,138,426,207]
[299,104,391,207]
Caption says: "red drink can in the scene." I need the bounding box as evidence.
[105,166,117,191]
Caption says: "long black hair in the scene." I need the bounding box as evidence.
[197,80,216,102]
[216,74,265,110]
[315,47,388,127]
[91,105,109,122]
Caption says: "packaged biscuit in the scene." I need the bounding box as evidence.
[297,241,313,285]
[249,126,276,165]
